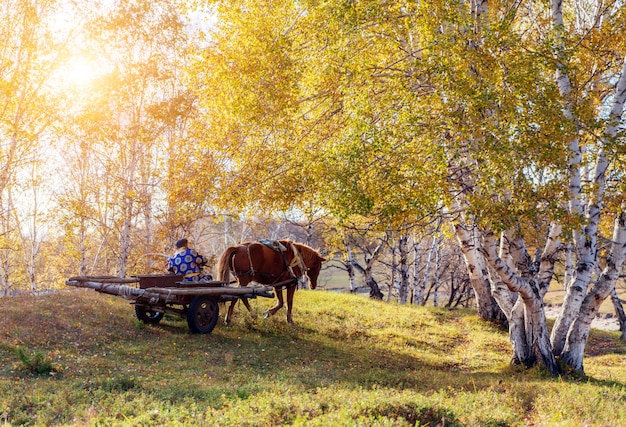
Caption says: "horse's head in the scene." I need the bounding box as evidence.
[302,247,326,290]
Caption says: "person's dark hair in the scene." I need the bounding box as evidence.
[175,238,188,249]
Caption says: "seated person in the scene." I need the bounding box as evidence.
[167,238,213,282]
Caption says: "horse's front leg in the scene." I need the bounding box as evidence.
[225,278,253,324]
[224,299,237,325]
[285,285,296,324]
[263,288,284,319]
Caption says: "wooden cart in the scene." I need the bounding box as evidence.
[66,274,274,334]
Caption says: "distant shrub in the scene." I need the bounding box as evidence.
[15,347,58,375]
[99,376,138,392]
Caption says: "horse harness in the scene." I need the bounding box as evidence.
[236,240,308,288]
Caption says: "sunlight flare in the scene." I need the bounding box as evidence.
[58,55,100,87]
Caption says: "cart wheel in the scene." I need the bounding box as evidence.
[187,296,219,334]
[135,305,165,324]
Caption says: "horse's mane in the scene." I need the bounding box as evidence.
[290,241,324,265]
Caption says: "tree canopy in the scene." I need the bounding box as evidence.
[185,0,602,231]
[183,0,626,374]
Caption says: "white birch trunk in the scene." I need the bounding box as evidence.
[491,234,518,313]
[398,234,410,304]
[508,300,530,365]
[549,173,592,357]
[390,236,397,303]
[454,221,502,319]
[345,241,358,293]
[25,232,39,293]
[433,246,441,307]
[415,232,440,305]
[482,232,560,375]
[79,216,88,277]
[411,239,421,304]
[119,213,132,278]
[443,0,507,321]
[350,240,385,300]
[563,242,574,292]
[118,189,134,278]
[143,192,154,272]
[536,224,562,296]
[557,57,626,368]
[561,210,626,371]
[118,140,140,278]
[490,225,561,367]
[0,191,11,296]
[489,233,529,364]
[364,244,385,300]
[552,56,626,356]
[16,165,43,292]
[12,187,39,292]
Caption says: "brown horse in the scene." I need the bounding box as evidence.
[217,240,325,324]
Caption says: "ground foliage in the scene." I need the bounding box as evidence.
[0,290,625,426]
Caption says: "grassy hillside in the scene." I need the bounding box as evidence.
[1,289,625,426]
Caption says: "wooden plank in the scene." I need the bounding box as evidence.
[67,276,140,284]
[147,285,275,297]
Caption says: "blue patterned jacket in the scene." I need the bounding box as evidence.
[167,248,209,280]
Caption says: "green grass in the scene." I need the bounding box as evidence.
[1,289,625,426]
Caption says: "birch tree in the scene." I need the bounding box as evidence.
[432,246,442,307]
[14,160,53,292]
[346,232,386,300]
[397,0,626,374]
[0,0,65,294]
[344,240,359,293]
[56,121,103,277]
[443,0,626,374]
[396,233,410,304]
[545,1,626,370]
[185,0,626,373]
[55,0,190,277]
[414,226,442,306]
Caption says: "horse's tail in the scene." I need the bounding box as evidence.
[217,246,238,283]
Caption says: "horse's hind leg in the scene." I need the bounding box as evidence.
[240,297,256,318]
[263,288,284,319]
